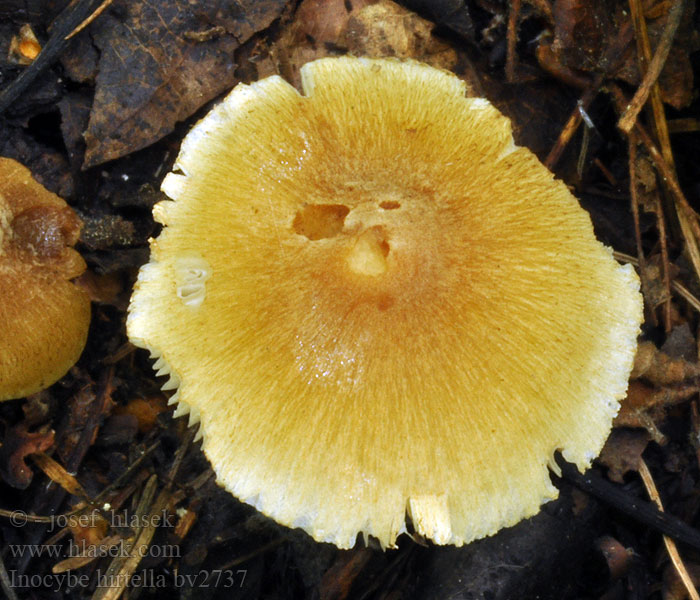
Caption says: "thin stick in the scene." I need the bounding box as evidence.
[0,553,20,600]
[619,0,686,133]
[594,158,617,186]
[556,455,700,551]
[65,0,114,40]
[638,459,700,600]
[627,141,656,326]
[505,0,521,83]
[610,83,700,286]
[654,185,673,332]
[628,0,676,171]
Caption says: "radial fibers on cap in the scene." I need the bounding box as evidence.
[127,57,643,549]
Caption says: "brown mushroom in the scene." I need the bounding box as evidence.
[127,57,643,548]
[0,157,90,401]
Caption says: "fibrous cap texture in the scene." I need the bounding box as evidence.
[0,157,90,401]
[127,57,643,549]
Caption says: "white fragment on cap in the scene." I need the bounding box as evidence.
[175,256,211,307]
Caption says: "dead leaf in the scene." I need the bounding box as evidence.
[662,323,697,362]
[597,535,633,580]
[544,0,695,109]
[397,0,475,41]
[294,0,373,44]
[615,380,700,443]
[21,391,52,426]
[272,0,461,91]
[632,341,700,386]
[82,0,287,167]
[598,428,650,483]
[639,256,675,311]
[615,0,697,110]
[551,0,617,73]
[342,1,458,69]
[0,424,55,489]
[74,271,123,305]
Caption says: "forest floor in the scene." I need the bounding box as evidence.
[1,1,700,598]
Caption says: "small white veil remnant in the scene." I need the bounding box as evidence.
[175,255,211,307]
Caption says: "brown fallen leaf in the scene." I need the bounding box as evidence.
[662,323,697,363]
[74,270,123,306]
[342,0,458,69]
[597,535,633,580]
[598,428,650,483]
[550,0,617,73]
[55,384,114,465]
[632,341,700,386]
[397,0,475,41]
[82,0,288,167]
[0,424,55,489]
[615,380,700,443]
[541,0,695,109]
[270,0,461,91]
[639,255,677,312]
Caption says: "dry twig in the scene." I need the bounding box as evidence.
[638,459,700,600]
[611,84,700,286]
[64,0,114,40]
[505,0,521,83]
[619,0,686,134]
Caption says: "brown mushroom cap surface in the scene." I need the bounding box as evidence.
[0,157,90,401]
[127,57,643,549]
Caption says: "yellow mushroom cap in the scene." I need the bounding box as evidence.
[127,57,643,549]
[0,157,91,401]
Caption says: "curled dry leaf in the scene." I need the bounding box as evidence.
[0,424,55,489]
[342,0,458,68]
[0,157,91,401]
[270,0,461,91]
[615,380,700,444]
[632,341,700,386]
[598,428,650,483]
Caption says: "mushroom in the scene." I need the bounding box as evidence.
[127,57,643,549]
[0,157,90,401]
